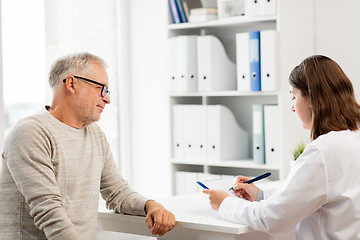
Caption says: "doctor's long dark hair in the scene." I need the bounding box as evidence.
[289,55,360,140]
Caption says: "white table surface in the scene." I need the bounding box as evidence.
[98,192,275,239]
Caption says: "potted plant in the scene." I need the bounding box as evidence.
[291,141,306,167]
[292,141,306,160]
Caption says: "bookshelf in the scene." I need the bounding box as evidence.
[167,16,277,30]
[167,0,314,195]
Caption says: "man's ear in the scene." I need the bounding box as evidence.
[63,76,77,94]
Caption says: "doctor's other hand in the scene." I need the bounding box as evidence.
[145,200,176,236]
[203,189,230,211]
[232,175,259,202]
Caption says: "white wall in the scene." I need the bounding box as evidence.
[314,0,360,100]
[129,0,171,198]
[278,0,315,177]
[0,2,3,164]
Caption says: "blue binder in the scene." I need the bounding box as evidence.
[176,0,187,23]
[249,31,261,91]
[169,0,181,24]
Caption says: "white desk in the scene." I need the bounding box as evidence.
[98,193,273,240]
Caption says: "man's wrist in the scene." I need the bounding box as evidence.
[144,199,156,214]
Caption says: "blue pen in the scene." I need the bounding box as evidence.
[197,181,209,189]
[229,172,271,190]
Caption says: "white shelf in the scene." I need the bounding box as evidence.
[171,159,280,170]
[170,91,279,97]
[168,6,287,194]
[168,16,277,30]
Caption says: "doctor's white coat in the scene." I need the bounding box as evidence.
[218,130,360,239]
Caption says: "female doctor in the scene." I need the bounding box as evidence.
[203,55,360,239]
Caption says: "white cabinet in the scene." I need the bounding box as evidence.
[167,1,314,195]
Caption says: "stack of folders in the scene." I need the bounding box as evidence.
[252,104,280,166]
[189,8,218,23]
[173,104,249,162]
[244,0,277,17]
[169,35,236,93]
[236,30,278,92]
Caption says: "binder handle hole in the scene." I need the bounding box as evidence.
[203,76,207,80]
[188,144,192,148]
[171,76,175,80]
[191,75,194,79]
[242,75,245,79]
[200,145,203,148]
[267,73,270,77]
[252,73,257,78]
[176,143,180,147]
[212,145,216,149]
[271,148,275,152]
[181,75,184,79]
[256,146,260,150]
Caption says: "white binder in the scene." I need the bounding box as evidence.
[197,35,236,92]
[264,105,280,167]
[168,37,178,92]
[183,105,197,161]
[245,0,262,17]
[175,171,198,195]
[252,104,265,164]
[207,105,249,161]
[175,171,186,195]
[236,32,251,92]
[261,0,277,16]
[185,172,198,193]
[194,105,208,161]
[173,105,185,160]
[176,35,198,92]
[260,30,278,91]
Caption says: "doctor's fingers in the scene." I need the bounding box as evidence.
[235,175,251,184]
[233,182,253,191]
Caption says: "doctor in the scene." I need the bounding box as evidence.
[204,55,360,239]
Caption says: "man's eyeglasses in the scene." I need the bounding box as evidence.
[63,75,110,97]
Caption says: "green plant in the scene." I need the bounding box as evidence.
[292,142,306,161]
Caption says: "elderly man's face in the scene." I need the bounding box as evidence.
[73,62,110,126]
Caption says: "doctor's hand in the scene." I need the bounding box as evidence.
[203,189,230,211]
[145,200,176,236]
[232,175,259,202]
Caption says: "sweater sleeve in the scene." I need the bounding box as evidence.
[3,120,80,240]
[218,144,329,234]
[99,137,149,216]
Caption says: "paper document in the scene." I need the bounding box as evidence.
[197,177,236,191]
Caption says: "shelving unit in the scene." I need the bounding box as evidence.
[168,16,277,30]
[167,1,303,195]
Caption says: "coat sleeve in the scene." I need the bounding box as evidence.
[218,144,329,234]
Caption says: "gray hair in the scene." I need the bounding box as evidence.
[48,52,108,87]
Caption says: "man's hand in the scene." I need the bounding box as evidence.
[203,189,230,211]
[145,200,176,236]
